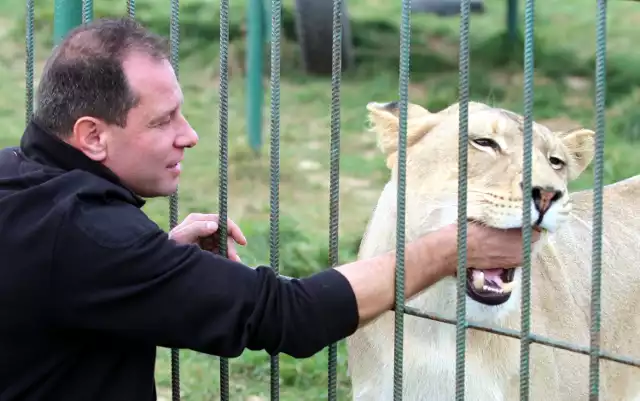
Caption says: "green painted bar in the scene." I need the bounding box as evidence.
[81,0,93,23]
[506,0,518,43]
[246,0,265,152]
[53,0,83,46]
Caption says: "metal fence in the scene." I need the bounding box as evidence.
[23,0,640,400]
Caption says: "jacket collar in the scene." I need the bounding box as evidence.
[19,119,146,207]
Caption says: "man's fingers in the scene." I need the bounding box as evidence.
[209,218,247,246]
[226,219,247,246]
[181,213,218,225]
[182,214,247,246]
[170,220,218,243]
[227,240,242,262]
[465,223,545,271]
[179,220,218,241]
[173,214,246,259]
[200,237,242,262]
[189,221,219,243]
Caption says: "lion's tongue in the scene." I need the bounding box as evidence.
[472,268,504,288]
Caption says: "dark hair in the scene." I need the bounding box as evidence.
[33,17,170,138]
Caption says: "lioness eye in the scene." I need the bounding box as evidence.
[549,156,565,169]
[472,138,500,151]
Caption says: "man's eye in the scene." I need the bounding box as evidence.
[153,118,171,127]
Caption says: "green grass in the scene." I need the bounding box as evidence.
[2,0,640,399]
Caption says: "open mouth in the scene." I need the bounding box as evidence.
[466,268,516,306]
[460,219,543,306]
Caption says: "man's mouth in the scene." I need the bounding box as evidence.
[167,162,181,173]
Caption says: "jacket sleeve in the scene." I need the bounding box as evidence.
[49,199,359,358]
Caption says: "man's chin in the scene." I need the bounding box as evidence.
[133,183,179,199]
[156,186,180,198]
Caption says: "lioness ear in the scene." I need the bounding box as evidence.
[366,101,440,168]
[557,128,595,180]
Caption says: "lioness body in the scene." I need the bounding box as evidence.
[346,101,640,400]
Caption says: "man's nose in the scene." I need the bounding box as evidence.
[175,117,199,148]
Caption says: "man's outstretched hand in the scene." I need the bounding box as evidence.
[169,213,248,262]
[465,222,542,272]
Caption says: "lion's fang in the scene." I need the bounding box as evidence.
[473,271,485,290]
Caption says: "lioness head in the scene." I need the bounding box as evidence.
[367,100,595,308]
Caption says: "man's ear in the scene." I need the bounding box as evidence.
[557,128,596,180]
[366,101,440,168]
[68,116,109,162]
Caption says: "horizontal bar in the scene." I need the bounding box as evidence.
[402,306,640,369]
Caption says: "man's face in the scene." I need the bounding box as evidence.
[73,51,199,198]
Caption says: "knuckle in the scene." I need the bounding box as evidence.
[186,213,217,222]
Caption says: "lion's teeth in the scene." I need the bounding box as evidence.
[500,281,515,294]
[482,285,503,294]
[473,271,515,295]
[473,271,485,290]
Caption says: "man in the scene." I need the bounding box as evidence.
[0,17,538,400]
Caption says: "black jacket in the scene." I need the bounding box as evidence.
[0,121,359,401]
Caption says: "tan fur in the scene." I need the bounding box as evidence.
[346,100,640,400]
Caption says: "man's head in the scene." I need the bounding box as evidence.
[33,17,198,197]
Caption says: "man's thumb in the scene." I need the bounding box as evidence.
[184,221,218,243]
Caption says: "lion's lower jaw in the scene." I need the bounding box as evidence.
[407,274,522,326]
[349,277,523,401]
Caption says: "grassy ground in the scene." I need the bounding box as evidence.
[2,0,640,399]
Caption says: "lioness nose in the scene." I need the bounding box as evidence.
[531,185,562,214]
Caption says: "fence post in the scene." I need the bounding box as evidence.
[506,0,518,43]
[53,0,83,45]
[246,0,267,152]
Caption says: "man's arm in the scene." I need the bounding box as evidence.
[171,213,463,330]
[50,198,469,359]
[336,225,457,326]
[335,222,539,326]
[50,201,359,359]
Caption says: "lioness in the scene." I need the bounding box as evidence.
[346,100,640,400]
